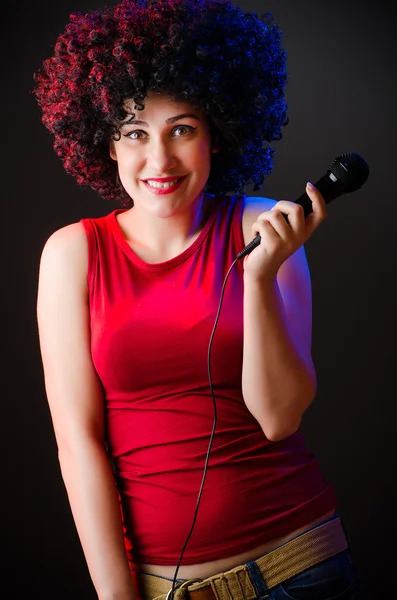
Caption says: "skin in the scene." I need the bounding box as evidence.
[37,93,333,597]
[109,93,220,262]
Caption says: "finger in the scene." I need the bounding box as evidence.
[252,220,288,255]
[271,201,306,234]
[252,217,279,242]
[253,210,291,242]
[304,182,327,226]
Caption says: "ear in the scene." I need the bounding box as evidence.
[109,140,117,161]
[211,131,221,154]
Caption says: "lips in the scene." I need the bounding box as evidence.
[142,175,187,195]
[144,176,186,183]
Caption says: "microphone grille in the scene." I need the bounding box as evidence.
[329,152,369,192]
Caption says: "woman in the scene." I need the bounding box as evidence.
[34,1,361,599]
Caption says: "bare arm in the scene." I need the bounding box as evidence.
[37,223,136,600]
[242,247,316,442]
[241,185,326,442]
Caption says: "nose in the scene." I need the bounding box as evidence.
[145,136,177,174]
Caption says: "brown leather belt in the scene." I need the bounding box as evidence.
[140,516,348,600]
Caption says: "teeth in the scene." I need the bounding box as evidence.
[146,179,181,189]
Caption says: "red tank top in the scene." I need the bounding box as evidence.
[81,195,337,565]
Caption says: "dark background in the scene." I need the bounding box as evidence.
[1,0,396,597]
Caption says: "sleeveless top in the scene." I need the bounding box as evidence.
[80,194,337,565]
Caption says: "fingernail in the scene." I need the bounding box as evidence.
[306,181,314,189]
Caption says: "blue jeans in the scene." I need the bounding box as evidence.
[246,548,362,600]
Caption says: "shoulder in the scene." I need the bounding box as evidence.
[38,222,88,290]
[241,196,278,246]
[41,222,87,259]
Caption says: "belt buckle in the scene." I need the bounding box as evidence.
[165,578,204,600]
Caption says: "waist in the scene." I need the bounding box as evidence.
[139,514,348,600]
[140,509,335,579]
[119,430,337,564]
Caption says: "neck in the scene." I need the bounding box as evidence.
[119,192,210,256]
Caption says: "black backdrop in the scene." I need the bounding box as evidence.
[1,0,396,598]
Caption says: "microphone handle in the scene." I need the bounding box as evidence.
[236,172,345,260]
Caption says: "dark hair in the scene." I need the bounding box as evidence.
[33,0,288,206]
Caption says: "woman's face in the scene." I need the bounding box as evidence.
[110,93,217,218]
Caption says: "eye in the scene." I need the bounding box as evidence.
[124,130,147,140]
[173,125,196,137]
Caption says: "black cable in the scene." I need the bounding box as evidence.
[169,255,240,599]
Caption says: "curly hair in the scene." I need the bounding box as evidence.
[33,0,288,206]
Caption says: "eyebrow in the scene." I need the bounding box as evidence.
[121,113,201,127]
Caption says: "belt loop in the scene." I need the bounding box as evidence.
[245,561,270,599]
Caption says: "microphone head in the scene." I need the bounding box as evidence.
[328,152,370,193]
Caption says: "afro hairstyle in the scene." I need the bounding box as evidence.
[33,0,288,206]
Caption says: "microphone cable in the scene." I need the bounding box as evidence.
[169,252,243,598]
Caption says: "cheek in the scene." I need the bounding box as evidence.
[197,139,213,165]
[116,153,140,175]
[115,157,142,192]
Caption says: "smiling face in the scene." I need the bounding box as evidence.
[109,93,217,218]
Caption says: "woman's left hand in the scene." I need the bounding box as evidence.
[243,182,327,280]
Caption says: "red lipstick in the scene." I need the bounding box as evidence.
[144,176,185,183]
[142,175,187,195]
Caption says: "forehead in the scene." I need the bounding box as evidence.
[123,93,202,120]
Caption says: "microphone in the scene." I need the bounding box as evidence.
[237,151,370,260]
